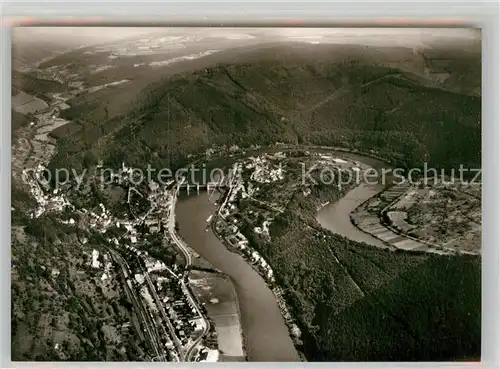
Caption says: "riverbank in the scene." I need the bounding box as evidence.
[176,193,300,362]
[315,151,391,247]
[209,210,306,360]
[317,183,389,249]
[313,150,468,255]
[349,184,480,256]
[178,144,477,362]
[183,146,401,361]
[187,270,246,361]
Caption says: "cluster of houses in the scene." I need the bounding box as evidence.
[101,216,209,358]
[34,167,207,361]
[89,249,113,282]
[95,162,141,187]
[254,220,271,238]
[214,156,307,344]
[24,165,74,218]
[103,186,213,358]
[19,126,213,359]
[218,206,302,340]
[159,277,204,343]
[132,267,201,347]
[220,224,275,283]
[246,155,285,183]
[215,164,275,284]
[273,287,302,339]
[85,203,114,232]
[33,65,67,85]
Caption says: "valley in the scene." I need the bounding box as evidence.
[10,27,481,362]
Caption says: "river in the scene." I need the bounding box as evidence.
[176,151,393,361]
[317,183,387,248]
[176,192,300,362]
[316,153,394,248]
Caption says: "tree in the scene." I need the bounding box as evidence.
[83,151,98,169]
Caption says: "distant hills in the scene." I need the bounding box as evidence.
[11,27,163,70]
[12,33,482,362]
[48,42,481,173]
[12,33,83,71]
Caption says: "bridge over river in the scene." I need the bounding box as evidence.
[177,182,228,196]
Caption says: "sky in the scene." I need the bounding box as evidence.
[12,27,480,49]
[12,27,163,43]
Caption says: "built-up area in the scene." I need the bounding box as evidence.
[211,157,303,342]
[21,163,221,362]
[19,138,481,361]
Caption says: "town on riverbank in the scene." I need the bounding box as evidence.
[13,106,482,360]
[11,72,481,361]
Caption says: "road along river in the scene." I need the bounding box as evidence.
[176,192,300,362]
[176,150,394,361]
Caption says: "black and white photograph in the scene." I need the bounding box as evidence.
[11,26,481,362]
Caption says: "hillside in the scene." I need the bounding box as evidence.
[12,109,30,132]
[48,42,481,174]
[231,175,481,361]
[12,32,83,71]
[12,39,69,70]
[315,254,480,361]
[257,206,481,361]
[12,70,66,97]
[13,37,481,362]
[12,27,159,70]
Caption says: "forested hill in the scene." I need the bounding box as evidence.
[49,42,481,172]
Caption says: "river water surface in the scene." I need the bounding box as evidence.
[317,183,387,248]
[316,153,393,248]
[176,152,391,361]
[176,192,300,362]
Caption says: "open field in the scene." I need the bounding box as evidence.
[12,91,49,115]
[188,270,245,361]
